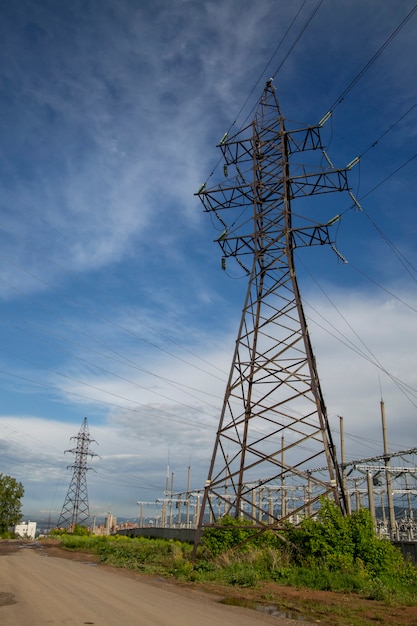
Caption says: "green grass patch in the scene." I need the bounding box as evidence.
[49,500,417,609]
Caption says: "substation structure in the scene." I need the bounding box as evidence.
[136,446,417,541]
[341,451,417,541]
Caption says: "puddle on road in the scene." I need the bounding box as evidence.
[220,597,313,622]
[0,592,17,607]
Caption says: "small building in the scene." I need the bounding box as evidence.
[15,521,37,539]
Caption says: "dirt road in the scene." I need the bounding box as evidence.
[0,543,307,625]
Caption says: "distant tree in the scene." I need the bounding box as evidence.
[0,473,24,533]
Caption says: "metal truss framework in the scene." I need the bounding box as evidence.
[196,80,351,540]
[57,417,98,529]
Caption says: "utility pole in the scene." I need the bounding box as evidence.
[57,417,98,530]
[194,79,350,546]
[339,416,351,514]
[381,399,396,539]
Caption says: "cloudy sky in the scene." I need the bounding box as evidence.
[0,0,416,523]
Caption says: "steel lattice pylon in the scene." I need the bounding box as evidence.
[57,417,98,529]
[195,80,350,540]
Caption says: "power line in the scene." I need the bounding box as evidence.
[201,0,313,185]
[229,0,309,131]
[0,251,226,383]
[359,102,417,159]
[0,316,221,411]
[237,0,325,133]
[0,360,218,434]
[298,260,417,409]
[357,152,417,202]
[361,209,417,283]
[324,3,417,117]
[271,0,325,79]
[0,189,229,380]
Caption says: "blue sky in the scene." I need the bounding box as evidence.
[0,0,416,522]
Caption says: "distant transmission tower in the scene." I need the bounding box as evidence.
[195,80,351,540]
[57,417,98,529]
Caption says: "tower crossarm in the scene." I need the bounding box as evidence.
[284,126,323,153]
[289,168,349,197]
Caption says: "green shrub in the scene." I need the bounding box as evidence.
[201,515,256,556]
[284,499,407,581]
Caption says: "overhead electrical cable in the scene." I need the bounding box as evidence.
[361,209,417,283]
[298,259,417,407]
[0,351,272,446]
[0,316,221,410]
[357,152,417,203]
[305,295,417,401]
[228,0,309,131]
[0,234,313,423]
[0,253,226,383]
[348,262,417,317]
[359,101,417,159]
[0,224,228,378]
[0,275,223,401]
[343,167,417,286]
[306,309,417,409]
[334,150,417,283]
[0,280,313,444]
[0,189,228,378]
[0,362,218,433]
[0,276,225,411]
[202,0,317,184]
[321,3,417,120]
[237,0,326,132]
[271,0,325,80]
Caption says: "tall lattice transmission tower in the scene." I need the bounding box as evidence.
[57,417,98,529]
[195,80,353,540]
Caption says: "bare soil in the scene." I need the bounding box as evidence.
[3,540,417,625]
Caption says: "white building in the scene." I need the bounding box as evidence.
[14,521,37,539]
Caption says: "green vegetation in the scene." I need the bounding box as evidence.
[50,524,91,536]
[52,500,417,608]
[0,473,24,535]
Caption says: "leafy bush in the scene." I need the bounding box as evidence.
[201,515,255,556]
[201,515,283,556]
[285,499,405,578]
[195,500,417,598]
